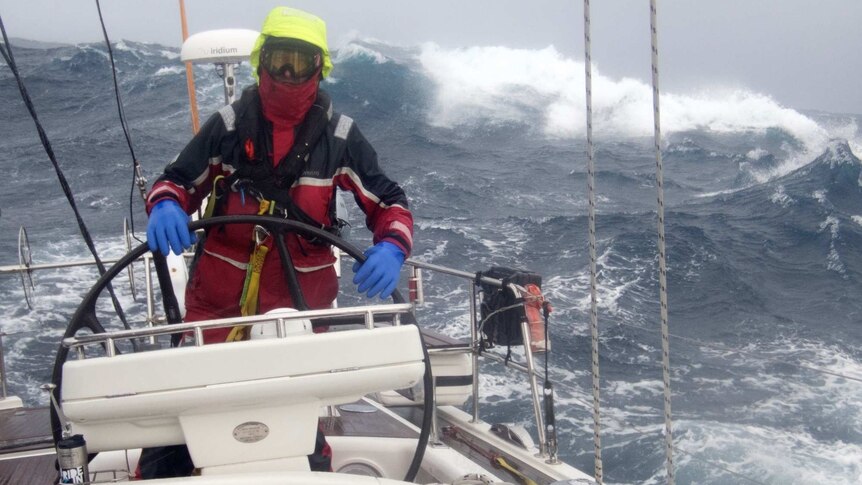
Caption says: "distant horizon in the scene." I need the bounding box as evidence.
[6,35,862,120]
[4,0,862,115]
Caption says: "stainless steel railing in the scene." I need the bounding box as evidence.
[63,303,414,355]
[404,259,555,460]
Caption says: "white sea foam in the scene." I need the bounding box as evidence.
[746,148,769,160]
[666,420,862,485]
[819,216,845,275]
[412,239,448,263]
[769,185,793,207]
[0,235,142,405]
[77,44,109,61]
[617,334,862,483]
[160,50,180,60]
[830,141,862,167]
[155,66,183,77]
[667,139,700,154]
[813,189,827,203]
[564,244,648,321]
[820,215,840,236]
[734,338,862,435]
[416,217,533,263]
[333,43,389,64]
[605,379,663,399]
[477,371,533,404]
[417,43,849,179]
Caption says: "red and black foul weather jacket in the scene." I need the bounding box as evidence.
[146,86,413,321]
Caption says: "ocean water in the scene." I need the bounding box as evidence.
[1,38,861,484]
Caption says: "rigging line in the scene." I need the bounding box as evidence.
[0,330,40,337]
[94,0,137,162]
[0,15,135,340]
[648,1,674,483]
[582,0,604,483]
[612,320,862,386]
[94,0,146,244]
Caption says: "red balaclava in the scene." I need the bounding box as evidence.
[259,67,320,166]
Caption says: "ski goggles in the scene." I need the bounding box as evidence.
[260,39,322,84]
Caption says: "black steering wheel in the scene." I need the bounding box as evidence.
[50,215,433,482]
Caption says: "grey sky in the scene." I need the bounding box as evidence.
[3,0,861,114]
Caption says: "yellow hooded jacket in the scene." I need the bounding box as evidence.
[249,7,333,82]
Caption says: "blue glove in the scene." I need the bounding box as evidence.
[147,199,194,256]
[352,241,405,299]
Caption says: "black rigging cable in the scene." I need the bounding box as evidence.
[0,13,134,336]
[94,0,146,243]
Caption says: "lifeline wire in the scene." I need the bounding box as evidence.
[649,1,675,483]
[0,15,133,336]
[94,0,147,243]
[582,0,604,483]
[615,320,862,386]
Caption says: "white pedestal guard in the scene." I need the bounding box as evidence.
[61,325,425,473]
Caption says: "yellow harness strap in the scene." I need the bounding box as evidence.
[226,202,276,342]
[239,242,270,316]
[226,241,269,342]
[203,175,226,220]
[258,198,277,215]
[224,323,249,342]
[493,456,539,485]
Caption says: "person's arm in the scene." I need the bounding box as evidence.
[145,108,234,255]
[334,119,414,298]
[146,110,234,214]
[334,120,413,256]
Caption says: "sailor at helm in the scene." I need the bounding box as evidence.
[141,6,414,477]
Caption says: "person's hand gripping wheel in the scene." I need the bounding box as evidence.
[352,241,405,299]
[147,199,194,256]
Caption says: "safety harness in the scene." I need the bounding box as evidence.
[222,211,273,342]
[206,90,343,225]
[206,90,347,341]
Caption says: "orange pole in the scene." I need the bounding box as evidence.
[179,0,200,134]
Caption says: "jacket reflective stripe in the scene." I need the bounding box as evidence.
[203,249,248,270]
[389,220,413,247]
[334,114,352,140]
[204,248,333,272]
[297,169,406,210]
[219,105,236,132]
[296,262,335,273]
[332,167,386,207]
[147,181,185,204]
